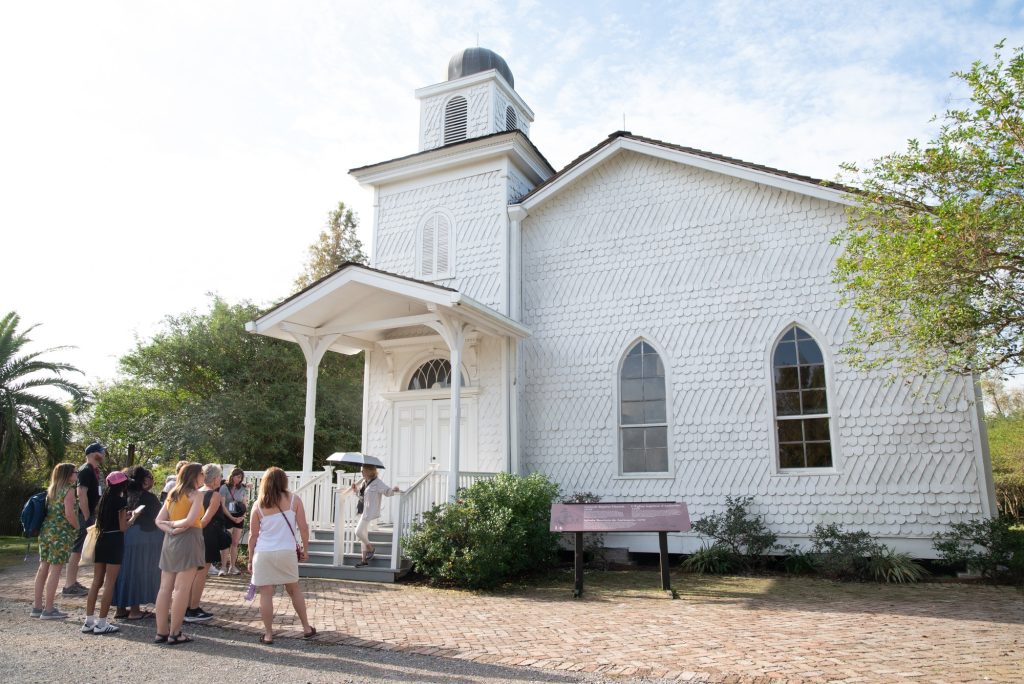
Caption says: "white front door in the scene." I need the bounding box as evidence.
[392,398,476,485]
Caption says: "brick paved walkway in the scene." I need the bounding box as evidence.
[3,563,1021,683]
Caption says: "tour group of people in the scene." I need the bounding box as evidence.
[26,441,408,645]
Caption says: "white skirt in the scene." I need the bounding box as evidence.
[252,548,298,586]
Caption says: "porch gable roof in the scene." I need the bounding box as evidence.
[245,263,530,354]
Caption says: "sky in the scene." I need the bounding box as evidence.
[2,0,1023,386]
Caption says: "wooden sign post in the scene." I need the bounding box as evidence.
[550,502,690,597]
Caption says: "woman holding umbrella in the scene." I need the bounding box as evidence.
[349,460,400,566]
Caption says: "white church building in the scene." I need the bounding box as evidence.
[248,47,996,565]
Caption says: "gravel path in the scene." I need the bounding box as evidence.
[0,598,650,684]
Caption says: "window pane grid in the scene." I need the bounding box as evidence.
[620,341,669,474]
[773,326,832,469]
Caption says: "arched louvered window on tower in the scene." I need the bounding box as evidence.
[505,105,517,131]
[408,359,465,390]
[619,341,669,474]
[772,325,833,469]
[418,212,452,279]
[444,96,468,144]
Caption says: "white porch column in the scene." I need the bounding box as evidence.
[288,328,341,474]
[447,325,465,501]
[426,312,467,501]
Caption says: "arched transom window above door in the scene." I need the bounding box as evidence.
[407,359,466,390]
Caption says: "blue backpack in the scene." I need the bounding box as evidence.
[21,490,47,538]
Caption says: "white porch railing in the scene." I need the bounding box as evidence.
[389,465,448,570]
[245,466,499,572]
[243,467,354,532]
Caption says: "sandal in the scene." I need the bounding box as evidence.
[153,633,168,644]
[258,634,274,645]
[127,610,154,620]
[167,632,193,646]
[114,612,130,619]
[302,627,317,639]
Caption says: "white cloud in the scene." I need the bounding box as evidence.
[1,0,1021,382]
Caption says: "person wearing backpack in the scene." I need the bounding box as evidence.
[30,463,79,619]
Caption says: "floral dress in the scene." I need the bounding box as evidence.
[39,485,77,564]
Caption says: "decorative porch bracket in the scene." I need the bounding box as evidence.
[423,310,468,502]
[284,323,342,474]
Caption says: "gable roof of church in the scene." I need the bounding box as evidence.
[517,131,858,209]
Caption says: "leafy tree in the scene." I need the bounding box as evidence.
[0,311,86,473]
[834,42,1024,377]
[82,297,362,470]
[981,375,1024,518]
[980,372,1024,418]
[294,201,367,291]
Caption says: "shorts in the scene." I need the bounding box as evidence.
[71,514,95,554]
[94,530,125,565]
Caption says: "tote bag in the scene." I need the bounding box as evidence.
[81,524,101,565]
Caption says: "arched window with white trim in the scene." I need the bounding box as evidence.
[418,212,452,280]
[444,96,468,144]
[772,325,832,469]
[407,358,465,390]
[620,341,668,474]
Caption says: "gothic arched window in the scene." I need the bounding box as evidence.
[620,341,668,474]
[408,359,465,390]
[444,96,468,144]
[772,325,832,468]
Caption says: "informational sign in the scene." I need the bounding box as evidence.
[549,502,690,533]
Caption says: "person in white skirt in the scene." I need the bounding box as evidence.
[247,467,316,645]
[349,465,400,566]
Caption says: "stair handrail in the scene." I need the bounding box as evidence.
[291,467,333,531]
[390,463,444,571]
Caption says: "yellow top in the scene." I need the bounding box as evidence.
[165,493,204,528]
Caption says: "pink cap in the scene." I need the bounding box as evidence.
[106,471,128,486]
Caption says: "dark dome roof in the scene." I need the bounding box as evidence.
[447,47,514,88]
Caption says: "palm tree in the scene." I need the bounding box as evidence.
[0,312,86,472]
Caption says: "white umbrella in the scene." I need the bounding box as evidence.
[326,452,386,469]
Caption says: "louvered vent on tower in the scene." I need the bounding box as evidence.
[505,105,517,131]
[444,96,468,144]
[420,212,452,279]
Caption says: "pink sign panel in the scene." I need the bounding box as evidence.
[550,502,690,533]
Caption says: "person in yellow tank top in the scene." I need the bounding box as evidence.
[153,462,204,645]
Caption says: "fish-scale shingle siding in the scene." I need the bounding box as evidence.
[520,150,986,547]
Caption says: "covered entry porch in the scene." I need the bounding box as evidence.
[244,263,529,578]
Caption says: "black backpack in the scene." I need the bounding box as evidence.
[20,490,47,538]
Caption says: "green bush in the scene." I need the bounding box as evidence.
[933,516,1024,583]
[867,547,929,584]
[808,523,926,583]
[778,544,817,576]
[681,544,736,574]
[690,495,777,570]
[995,473,1024,520]
[403,472,561,589]
[809,523,878,580]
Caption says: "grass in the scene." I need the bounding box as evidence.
[0,536,31,570]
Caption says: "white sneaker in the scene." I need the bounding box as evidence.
[229,565,241,575]
[93,622,119,635]
[209,565,221,576]
[81,619,96,633]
